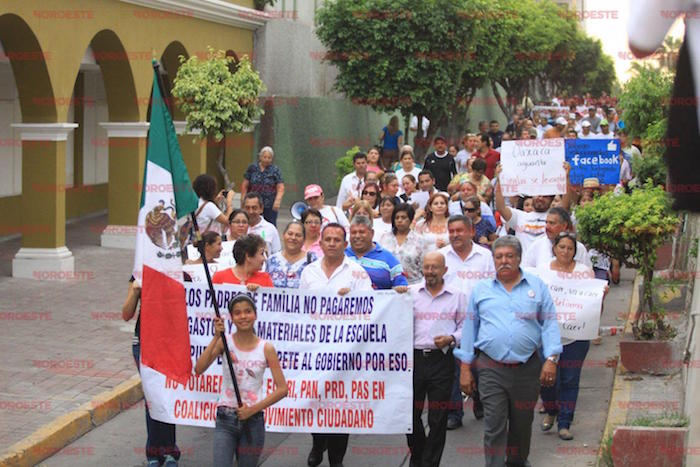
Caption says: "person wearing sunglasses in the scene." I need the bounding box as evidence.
[462,196,497,249]
[360,182,381,210]
[521,207,591,269]
[536,230,606,441]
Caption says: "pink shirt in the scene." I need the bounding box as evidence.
[410,281,467,350]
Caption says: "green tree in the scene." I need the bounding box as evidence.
[546,32,616,97]
[172,48,265,188]
[617,64,673,139]
[489,0,575,118]
[575,184,679,339]
[316,0,493,157]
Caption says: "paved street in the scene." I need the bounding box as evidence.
[33,235,632,466]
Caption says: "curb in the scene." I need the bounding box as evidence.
[0,375,142,467]
[597,274,641,466]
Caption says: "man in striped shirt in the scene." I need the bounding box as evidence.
[344,215,408,290]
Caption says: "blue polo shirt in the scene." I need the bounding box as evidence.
[454,268,562,364]
[345,243,408,290]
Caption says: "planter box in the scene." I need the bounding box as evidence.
[612,426,687,467]
[654,242,673,270]
[640,282,690,313]
[619,340,679,375]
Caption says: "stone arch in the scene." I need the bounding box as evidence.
[160,41,189,120]
[0,14,56,122]
[87,29,139,122]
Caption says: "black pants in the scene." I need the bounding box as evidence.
[406,349,454,467]
[311,433,348,465]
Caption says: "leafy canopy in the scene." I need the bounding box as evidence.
[617,64,673,139]
[172,48,265,141]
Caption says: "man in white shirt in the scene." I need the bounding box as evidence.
[521,207,591,269]
[243,192,281,254]
[304,184,349,229]
[299,222,372,467]
[592,119,614,139]
[454,133,476,173]
[438,215,495,429]
[578,120,596,139]
[493,163,572,252]
[336,152,368,211]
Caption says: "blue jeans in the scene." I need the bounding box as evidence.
[540,340,591,429]
[132,344,180,464]
[213,407,265,467]
[263,207,278,226]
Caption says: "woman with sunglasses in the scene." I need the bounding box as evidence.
[538,231,606,441]
[414,192,450,250]
[462,196,497,249]
[301,208,324,259]
[266,221,316,289]
[360,182,381,213]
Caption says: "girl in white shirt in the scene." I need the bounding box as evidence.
[195,295,287,467]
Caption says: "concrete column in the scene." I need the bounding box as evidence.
[98,122,148,249]
[11,123,77,280]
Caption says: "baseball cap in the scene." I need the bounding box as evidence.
[555,117,567,126]
[304,184,323,199]
[434,135,446,143]
[581,120,591,128]
[583,177,600,189]
[600,119,609,126]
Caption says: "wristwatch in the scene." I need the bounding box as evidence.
[546,355,560,364]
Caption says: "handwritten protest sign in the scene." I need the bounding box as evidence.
[499,139,567,196]
[534,269,607,340]
[147,283,413,434]
[565,139,620,185]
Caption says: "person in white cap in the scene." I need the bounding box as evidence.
[303,184,349,230]
[581,106,601,133]
[578,120,596,139]
[544,117,567,139]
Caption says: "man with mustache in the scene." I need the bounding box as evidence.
[407,251,466,467]
[456,235,562,467]
[438,215,494,429]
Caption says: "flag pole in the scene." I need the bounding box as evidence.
[150,60,250,440]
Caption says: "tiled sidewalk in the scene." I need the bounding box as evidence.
[0,214,138,452]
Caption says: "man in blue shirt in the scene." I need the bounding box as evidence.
[345,215,408,290]
[456,235,562,467]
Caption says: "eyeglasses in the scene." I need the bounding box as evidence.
[463,207,478,213]
[362,191,378,196]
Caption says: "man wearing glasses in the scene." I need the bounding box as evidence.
[457,235,562,467]
[521,207,591,270]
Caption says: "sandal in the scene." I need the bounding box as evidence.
[541,414,555,431]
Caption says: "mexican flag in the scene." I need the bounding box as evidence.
[133,64,199,423]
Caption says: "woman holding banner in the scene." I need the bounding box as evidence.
[266,221,316,288]
[537,231,606,441]
[212,234,273,288]
[195,294,288,467]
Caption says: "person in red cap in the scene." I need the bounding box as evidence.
[304,184,349,230]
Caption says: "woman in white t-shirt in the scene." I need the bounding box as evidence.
[193,174,231,235]
[195,295,287,467]
[373,196,396,243]
[183,231,224,282]
[537,231,607,442]
[414,192,450,250]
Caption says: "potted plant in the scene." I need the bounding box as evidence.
[575,183,680,373]
[171,47,265,190]
[608,413,689,467]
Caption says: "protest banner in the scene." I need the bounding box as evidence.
[533,269,607,340]
[565,139,620,185]
[152,283,413,434]
[499,139,567,196]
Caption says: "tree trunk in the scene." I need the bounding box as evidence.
[491,81,511,120]
[413,113,430,163]
[216,137,233,189]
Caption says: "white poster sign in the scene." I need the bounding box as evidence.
[536,270,607,340]
[499,139,567,196]
[150,284,414,434]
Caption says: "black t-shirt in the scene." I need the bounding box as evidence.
[488,130,504,148]
[423,152,457,192]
